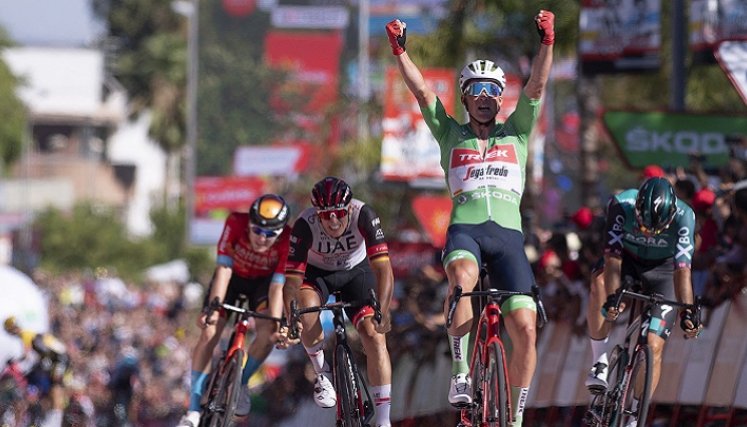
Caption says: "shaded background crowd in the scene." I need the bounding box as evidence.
[3,162,746,427]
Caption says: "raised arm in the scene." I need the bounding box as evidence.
[386,19,436,108]
[524,10,555,100]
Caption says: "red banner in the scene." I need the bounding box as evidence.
[194,176,266,215]
[411,195,452,248]
[265,31,343,145]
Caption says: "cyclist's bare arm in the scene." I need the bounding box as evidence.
[602,255,624,319]
[370,257,395,333]
[203,265,232,327]
[603,255,622,296]
[395,52,436,108]
[524,10,554,99]
[268,279,285,323]
[673,267,694,305]
[523,43,553,99]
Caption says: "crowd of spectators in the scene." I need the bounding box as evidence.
[4,158,746,426]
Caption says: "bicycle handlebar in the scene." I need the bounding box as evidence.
[207,297,284,323]
[288,289,382,339]
[445,285,547,329]
[611,284,702,339]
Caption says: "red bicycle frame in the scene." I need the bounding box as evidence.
[459,300,512,426]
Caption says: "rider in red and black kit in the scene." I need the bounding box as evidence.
[178,194,291,427]
[282,177,395,427]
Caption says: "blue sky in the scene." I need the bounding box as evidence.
[0,0,103,46]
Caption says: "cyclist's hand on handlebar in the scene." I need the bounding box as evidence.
[680,308,703,339]
[273,325,299,349]
[601,294,625,321]
[373,311,391,334]
[198,302,220,328]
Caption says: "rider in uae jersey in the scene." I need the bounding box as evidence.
[604,189,696,268]
[420,92,541,232]
[286,199,389,275]
[216,212,291,278]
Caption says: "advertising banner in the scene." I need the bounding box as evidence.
[715,40,747,106]
[190,176,267,245]
[264,31,343,145]
[690,0,747,59]
[602,111,747,169]
[233,143,313,177]
[579,0,661,74]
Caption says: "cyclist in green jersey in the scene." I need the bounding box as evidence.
[585,177,701,417]
[386,10,554,427]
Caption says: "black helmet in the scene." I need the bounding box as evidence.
[249,194,289,230]
[311,177,352,209]
[635,177,678,234]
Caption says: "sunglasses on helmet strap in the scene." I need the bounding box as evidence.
[251,225,282,238]
[463,81,503,97]
[317,207,349,220]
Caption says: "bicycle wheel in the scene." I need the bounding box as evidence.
[484,342,509,427]
[467,343,485,426]
[334,345,364,427]
[205,349,244,427]
[615,345,652,427]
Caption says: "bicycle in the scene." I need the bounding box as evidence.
[289,289,382,427]
[584,280,702,427]
[199,297,283,427]
[445,275,547,427]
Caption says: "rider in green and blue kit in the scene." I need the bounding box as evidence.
[585,177,702,421]
[387,10,555,427]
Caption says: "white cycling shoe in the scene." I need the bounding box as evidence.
[314,373,337,408]
[585,361,609,393]
[235,386,251,417]
[448,373,472,408]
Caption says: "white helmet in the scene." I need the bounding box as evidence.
[459,59,506,92]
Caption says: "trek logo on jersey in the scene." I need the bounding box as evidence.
[450,145,518,168]
[461,164,509,181]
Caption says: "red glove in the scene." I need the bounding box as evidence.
[385,19,407,56]
[536,10,555,46]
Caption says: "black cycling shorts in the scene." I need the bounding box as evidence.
[302,259,376,324]
[203,273,273,312]
[443,221,534,294]
[592,253,677,339]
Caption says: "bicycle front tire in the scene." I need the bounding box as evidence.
[334,345,364,427]
[484,342,509,427]
[616,344,652,427]
[206,349,244,427]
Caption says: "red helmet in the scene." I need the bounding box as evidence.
[311,177,352,209]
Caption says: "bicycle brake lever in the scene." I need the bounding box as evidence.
[446,286,462,329]
[288,300,300,339]
[532,286,548,329]
[368,289,382,323]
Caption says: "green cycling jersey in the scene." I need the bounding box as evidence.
[420,92,541,232]
[604,189,696,267]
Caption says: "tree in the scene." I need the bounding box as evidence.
[33,202,212,281]
[0,28,27,174]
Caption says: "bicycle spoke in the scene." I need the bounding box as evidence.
[485,342,508,427]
